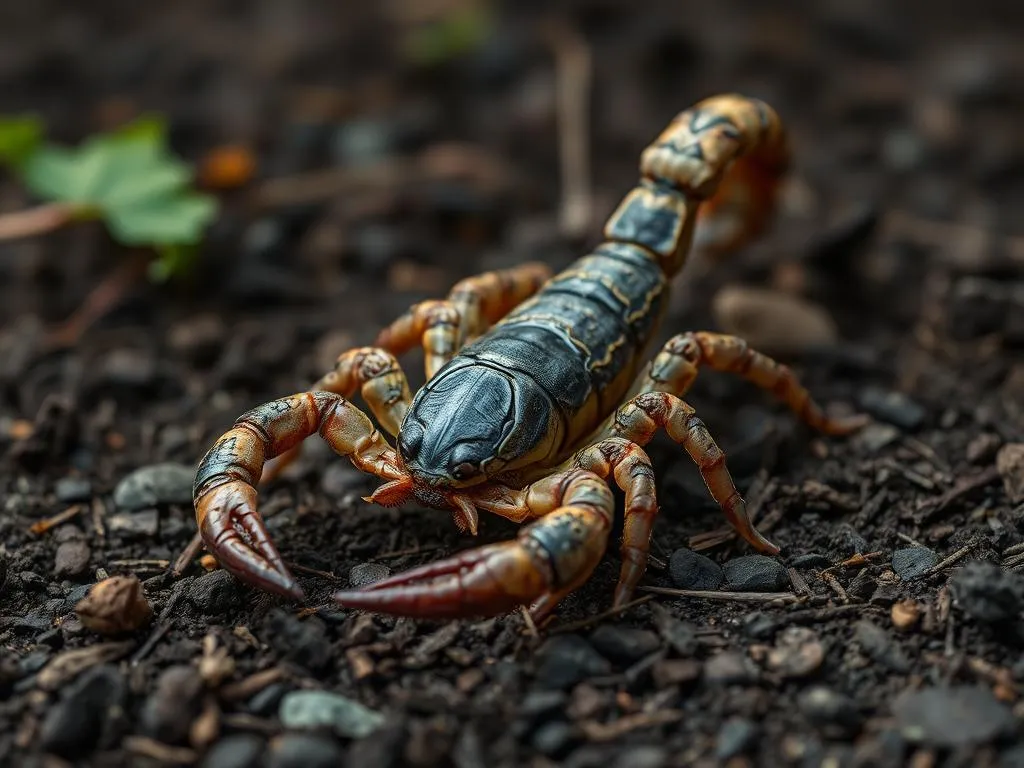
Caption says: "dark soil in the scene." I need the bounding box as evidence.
[2,2,1024,767]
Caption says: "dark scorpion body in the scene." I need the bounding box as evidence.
[193,94,865,622]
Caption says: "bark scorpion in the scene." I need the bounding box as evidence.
[193,94,867,622]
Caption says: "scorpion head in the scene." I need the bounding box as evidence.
[386,360,556,532]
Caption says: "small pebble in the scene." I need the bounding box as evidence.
[858,387,926,430]
[704,651,755,685]
[141,666,204,745]
[75,575,152,635]
[54,477,93,503]
[996,443,1024,503]
[263,609,332,674]
[799,686,862,737]
[766,627,825,679]
[723,555,788,591]
[200,735,266,768]
[266,733,346,768]
[830,524,869,557]
[279,690,385,738]
[187,570,241,615]
[855,620,910,673]
[531,721,577,758]
[715,717,759,759]
[106,509,160,537]
[519,690,569,722]
[891,599,922,632]
[790,553,832,569]
[113,463,195,511]
[712,285,839,356]
[40,665,124,758]
[894,686,1015,748]
[853,422,901,453]
[589,625,661,665]
[53,540,91,578]
[349,562,391,588]
[652,659,702,688]
[950,561,1024,624]
[891,547,938,581]
[534,635,611,689]
[966,433,1002,465]
[669,548,724,590]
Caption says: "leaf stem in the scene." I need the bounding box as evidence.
[0,202,79,241]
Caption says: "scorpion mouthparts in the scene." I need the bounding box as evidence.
[363,476,415,507]
[452,494,479,536]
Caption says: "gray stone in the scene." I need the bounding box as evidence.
[113,463,194,511]
[894,686,1015,748]
[723,555,788,591]
[279,690,385,738]
[892,547,938,580]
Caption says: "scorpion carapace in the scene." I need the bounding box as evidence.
[193,94,867,622]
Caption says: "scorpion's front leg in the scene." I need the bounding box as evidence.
[376,262,551,376]
[333,469,613,621]
[195,392,406,599]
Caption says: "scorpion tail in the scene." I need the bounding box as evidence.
[335,471,615,621]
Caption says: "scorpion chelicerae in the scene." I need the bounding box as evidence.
[193,94,866,622]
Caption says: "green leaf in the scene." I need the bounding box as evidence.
[404,3,492,66]
[0,115,44,169]
[149,243,200,282]
[19,117,217,248]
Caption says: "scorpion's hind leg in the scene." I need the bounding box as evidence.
[376,262,551,377]
[260,347,414,484]
[195,392,406,599]
[333,469,614,622]
[639,332,868,435]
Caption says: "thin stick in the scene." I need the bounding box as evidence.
[28,505,82,535]
[0,202,77,241]
[172,531,204,577]
[520,606,539,638]
[639,586,800,604]
[545,19,592,238]
[921,542,975,579]
[550,595,655,635]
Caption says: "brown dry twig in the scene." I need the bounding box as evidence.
[0,202,77,241]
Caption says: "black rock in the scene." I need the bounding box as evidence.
[669,548,724,590]
[263,609,332,675]
[855,620,910,673]
[830,524,869,557]
[55,477,93,503]
[187,570,242,615]
[893,686,1015,748]
[715,717,759,759]
[589,625,661,665]
[113,463,195,511]
[722,555,788,591]
[704,651,755,685]
[140,665,204,745]
[519,690,569,722]
[267,733,346,768]
[534,635,612,689]
[799,686,862,737]
[531,721,577,758]
[200,735,267,768]
[349,562,391,588]
[790,552,832,569]
[950,561,1024,624]
[249,682,293,717]
[40,665,124,758]
[858,387,926,430]
[892,547,938,581]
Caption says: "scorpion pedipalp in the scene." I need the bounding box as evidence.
[334,470,615,621]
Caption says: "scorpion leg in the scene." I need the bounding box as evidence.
[195,392,405,599]
[376,262,551,377]
[639,332,868,435]
[597,391,780,603]
[260,347,413,484]
[333,469,614,621]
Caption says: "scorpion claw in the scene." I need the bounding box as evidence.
[333,539,550,619]
[198,482,304,601]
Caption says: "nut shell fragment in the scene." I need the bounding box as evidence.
[75,575,153,636]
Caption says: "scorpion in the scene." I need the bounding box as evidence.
[193,94,866,622]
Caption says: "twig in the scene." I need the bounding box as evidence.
[821,572,849,603]
[579,710,684,741]
[0,202,77,241]
[288,563,339,581]
[544,19,592,238]
[131,621,173,665]
[639,586,800,604]
[28,505,82,535]
[921,542,976,579]
[91,497,106,538]
[172,531,204,577]
[1003,542,1024,558]
[123,736,196,765]
[916,466,1000,519]
[221,667,287,701]
[549,594,655,634]
[520,606,539,638]
[897,531,927,549]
